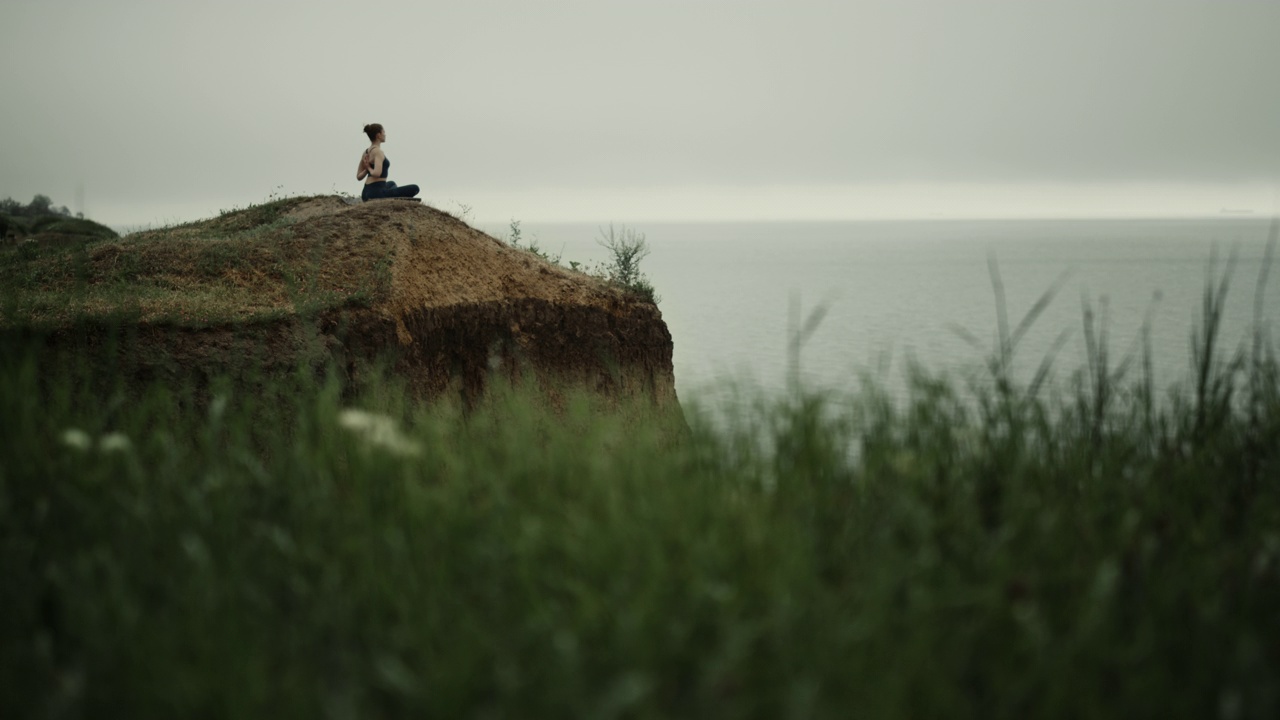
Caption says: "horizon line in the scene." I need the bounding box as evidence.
[110,210,1279,235]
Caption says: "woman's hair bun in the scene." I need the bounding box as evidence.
[363,123,384,142]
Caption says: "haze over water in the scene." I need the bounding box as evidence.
[520,218,1278,404]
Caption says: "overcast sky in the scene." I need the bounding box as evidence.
[2,0,1277,225]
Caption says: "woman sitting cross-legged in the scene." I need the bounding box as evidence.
[357,123,421,201]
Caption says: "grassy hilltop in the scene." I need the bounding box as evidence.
[0,213,118,244]
[1,194,117,247]
[1,206,1279,718]
[1,196,386,330]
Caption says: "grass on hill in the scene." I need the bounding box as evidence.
[0,197,389,330]
[1,212,118,244]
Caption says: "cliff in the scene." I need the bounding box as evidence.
[0,196,678,411]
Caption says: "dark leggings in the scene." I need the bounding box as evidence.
[361,181,420,201]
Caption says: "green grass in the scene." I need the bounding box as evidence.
[1,212,118,243]
[2,277,1279,718]
[0,203,388,329]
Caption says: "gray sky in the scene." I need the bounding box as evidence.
[2,0,1277,225]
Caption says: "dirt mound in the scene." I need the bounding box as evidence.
[5,196,678,412]
[285,198,626,314]
[283,195,357,221]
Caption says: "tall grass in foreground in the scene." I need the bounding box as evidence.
[2,276,1279,719]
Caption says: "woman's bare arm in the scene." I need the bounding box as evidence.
[356,150,370,181]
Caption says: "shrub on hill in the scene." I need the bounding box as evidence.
[1,194,117,244]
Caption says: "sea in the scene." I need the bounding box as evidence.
[509,218,1278,407]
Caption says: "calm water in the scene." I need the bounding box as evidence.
[512,219,1278,404]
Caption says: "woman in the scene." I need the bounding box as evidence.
[357,123,421,201]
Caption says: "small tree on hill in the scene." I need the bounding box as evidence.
[27,194,52,216]
[596,224,657,303]
[0,195,74,217]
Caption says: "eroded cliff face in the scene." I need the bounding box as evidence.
[5,196,679,413]
[334,297,675,406]
[330,198,676,407]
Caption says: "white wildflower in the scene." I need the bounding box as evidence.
[338,408,379,432]
[98,432,132,453]
[209,394,228,421]
[338,408,422,458]
[61,428,92,452]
